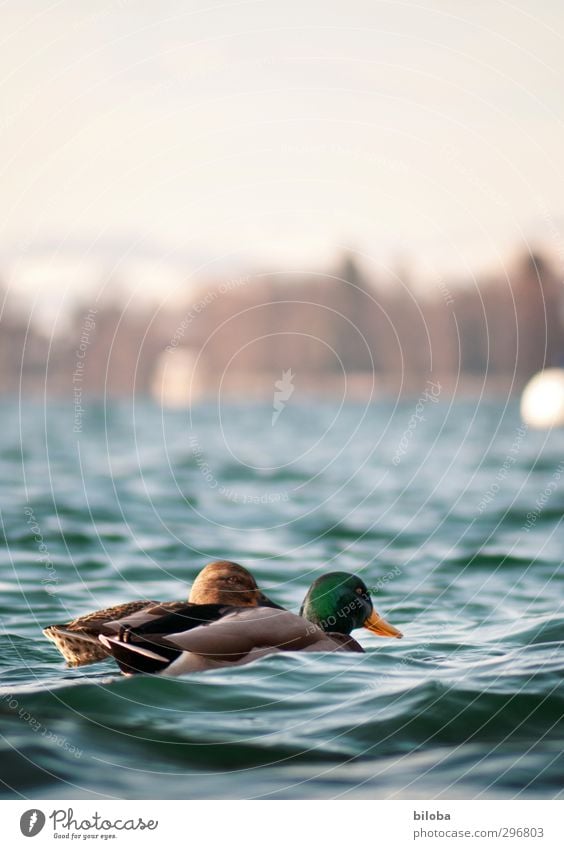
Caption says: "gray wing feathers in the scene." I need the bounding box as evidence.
[164,608,325,658]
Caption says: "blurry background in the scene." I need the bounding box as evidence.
[1,0,564,401]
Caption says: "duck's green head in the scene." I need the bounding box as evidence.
[299,572,403,638]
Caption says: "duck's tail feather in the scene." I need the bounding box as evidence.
[99,634,180,675]
[43,626,110,667]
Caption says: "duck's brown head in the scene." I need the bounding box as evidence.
[189,560,281,608]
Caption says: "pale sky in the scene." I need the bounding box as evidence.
[2,0,564,309]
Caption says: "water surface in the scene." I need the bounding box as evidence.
[1,399,563,799]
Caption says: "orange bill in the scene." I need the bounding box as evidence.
[363,609,403,638]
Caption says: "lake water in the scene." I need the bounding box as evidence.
[1,399,563,799]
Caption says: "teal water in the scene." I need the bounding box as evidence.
[0,399,563,799]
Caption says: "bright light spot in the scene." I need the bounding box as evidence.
[151,348,202,408]
[520,368,564,429]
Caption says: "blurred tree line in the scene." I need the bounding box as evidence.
[1,249,563,399]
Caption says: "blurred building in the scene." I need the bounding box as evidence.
[1,249,563,401]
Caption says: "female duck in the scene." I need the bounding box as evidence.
[43,560,278,666]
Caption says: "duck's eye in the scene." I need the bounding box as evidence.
[355,587,364,595]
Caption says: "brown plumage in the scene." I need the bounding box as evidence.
[43,560,277,667]
[189,561,275,607]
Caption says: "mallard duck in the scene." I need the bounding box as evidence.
[43,560,279,667]
[99,572,403,676]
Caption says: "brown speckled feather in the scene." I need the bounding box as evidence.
[43,600,187,666]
